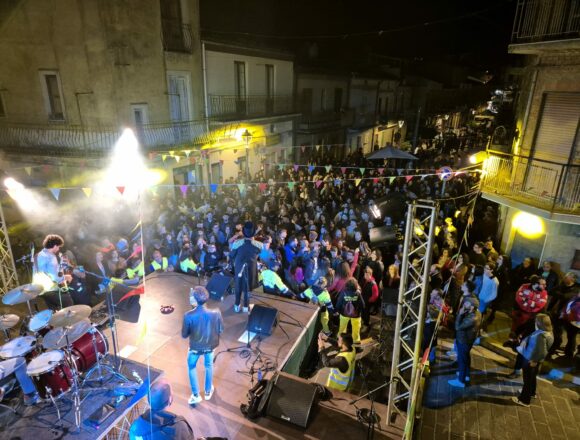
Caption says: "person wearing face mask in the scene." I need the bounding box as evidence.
[511,314,553,407]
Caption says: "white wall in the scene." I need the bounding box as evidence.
[205,50,293,96]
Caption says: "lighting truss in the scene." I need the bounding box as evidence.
[0,200,18,296]
[386,199,438,429]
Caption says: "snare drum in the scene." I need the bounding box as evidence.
[0,336,38,362]
[70,328,108,372]
[26,350,72,399]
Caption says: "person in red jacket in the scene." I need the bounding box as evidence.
[507,276,548,345]
[361,266,379,330]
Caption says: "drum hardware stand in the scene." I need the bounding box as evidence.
[83,327,128,386]
[47,388,64,428]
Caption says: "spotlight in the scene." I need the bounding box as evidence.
[370,203,381,219]
[4,177,24,190]
[115,128,139,155]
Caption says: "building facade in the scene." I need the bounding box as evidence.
[481,0,580,274]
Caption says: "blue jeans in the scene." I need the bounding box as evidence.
[187,350,214,396]
[0,357,37,395]
[456,341,473,383]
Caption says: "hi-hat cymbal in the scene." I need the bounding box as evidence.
[43,318,92,350]
[49,305,91,328]
[2,284,44,305]
[0,314,19,330]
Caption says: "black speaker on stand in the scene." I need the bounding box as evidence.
[248,304,278,336]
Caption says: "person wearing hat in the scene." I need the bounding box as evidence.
[229,221,262,313]
[129,378,194,439]
[260,260,295,298]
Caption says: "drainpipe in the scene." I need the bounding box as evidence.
[518,67,538,155]
[201,41,210,132]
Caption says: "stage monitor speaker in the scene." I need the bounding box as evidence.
[369,226,397,245]
[207,273,233,301]
[248,305,278,336]
[266,374,318,428]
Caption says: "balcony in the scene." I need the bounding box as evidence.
[0,120,212,157]
[481,151,580,222]
[297,109,353,133]
[208,95,296,121]
[161,19,193,53]
[510,0,580,52]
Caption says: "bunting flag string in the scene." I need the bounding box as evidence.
[50,188,60,200]
[116,186,125,195]
[180,185,188,197]
[82,187,92,198]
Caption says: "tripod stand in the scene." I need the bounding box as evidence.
[349,377,396,440]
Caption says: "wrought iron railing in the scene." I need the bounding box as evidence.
[161,19,194,53]
[0,119,216,156]
[512,0,580,44]
[482,150,580,214]
[208,95,295,121]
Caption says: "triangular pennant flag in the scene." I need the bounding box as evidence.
[421,174,427,180]
[378,168,384,175]
[334,178,341,186]
[180,185,188,196]
[50,188,60,200]
[162,155,167,162]
[389,176,396,184]
[293,164,299,172]
[278,164,285,171]
[175,155,181,163]
[355,179,362,187]
[258,183,267,192]
[373,178,379,184]
[169,150,175,156]
[184,150,191,157]
[116,186,125,195]
[340,167,347,174]
[82,187,92,198]
[397,168,403,176]
[237,184,246,193]
[359,167,365,175]
[315,180,323,188]
[210,183,218,194]
[301,145,306,153]
[118,285,146,305]
[316,145,320,151]
[24,167,32,176]
[308,165,315,174]
[219,159,224,165]
[325,165,332,173]
[405,175,413,183]
[288,182,295,190]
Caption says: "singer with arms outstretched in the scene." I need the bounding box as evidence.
[230,222,262,313]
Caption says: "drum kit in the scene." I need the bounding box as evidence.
[0,283,122,429]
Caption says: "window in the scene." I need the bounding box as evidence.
[301,88,313,115]
[320,88,326,111]
[131,104,149,141]
[40,71,65,121]
[234,61,246,98]
[0,92,5,117]
[265,64,274,98]
[334,88,342,112]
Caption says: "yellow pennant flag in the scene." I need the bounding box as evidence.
[82,187,92,198]
[355,178,362,187]
[24,167,32,176]
[175,155,181,163]
[136,320,148,346]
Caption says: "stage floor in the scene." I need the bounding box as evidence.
[105,272,404,439]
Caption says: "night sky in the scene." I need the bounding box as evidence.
[200,0,516,71]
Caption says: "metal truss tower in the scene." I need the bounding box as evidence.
[0,200,18,296]
[386,199,438,433]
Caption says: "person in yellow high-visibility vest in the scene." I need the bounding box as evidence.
[149,249,174,273]
[317,332,356,391]
[300,277,334,335]
[125,260,145,286]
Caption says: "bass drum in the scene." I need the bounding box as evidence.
[70,327,108,373]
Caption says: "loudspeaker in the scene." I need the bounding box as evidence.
[207,273,233,301]
[248,305,278,336]
[266,374,318,428]
[369,226,397,245]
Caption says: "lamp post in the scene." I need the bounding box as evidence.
[241,129,252,182]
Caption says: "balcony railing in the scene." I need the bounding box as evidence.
[208,95,295,121]
[512,0,580,44]
[0,120,213,156]
[297,109,353,131]
[482,151,580,215]
[161,19,193,53]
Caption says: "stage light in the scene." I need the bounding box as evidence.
[469,151,487,164]
[370,203,381,219]
[4,177,24,190]
[512,212,544,239]
[115,128,139,155]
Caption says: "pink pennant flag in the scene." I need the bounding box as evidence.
[315,180,323,188]
[405,175,413,183]
[373,178,379,184]
[378,168,384,175]
[340,167,347,174]
[258,183,267,192]
[180,185,188,196]
[116,186,125,195]
[293,164,299,172]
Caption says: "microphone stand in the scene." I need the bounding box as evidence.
[349,378,396,440]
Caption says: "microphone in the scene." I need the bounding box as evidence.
[132,371,143,384]
[238,263,247,278]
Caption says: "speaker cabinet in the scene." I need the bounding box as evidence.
[266,374,318,428]
[248,305,278,336]
[206,273,233,301]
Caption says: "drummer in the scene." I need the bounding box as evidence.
[0,357,40,406]
[35,234,73,310]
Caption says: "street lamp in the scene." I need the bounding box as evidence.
[241,129,252,182]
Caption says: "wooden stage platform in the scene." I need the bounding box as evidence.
[108,272,405,439]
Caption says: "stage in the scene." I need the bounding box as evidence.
[105,272,405,439]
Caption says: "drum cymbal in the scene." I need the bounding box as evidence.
[2,284,44,305]
[28,309,53,333]
[0,314,19,330]
[49,305,91,328]
[0,335,37,358]
[43,319,92,350]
